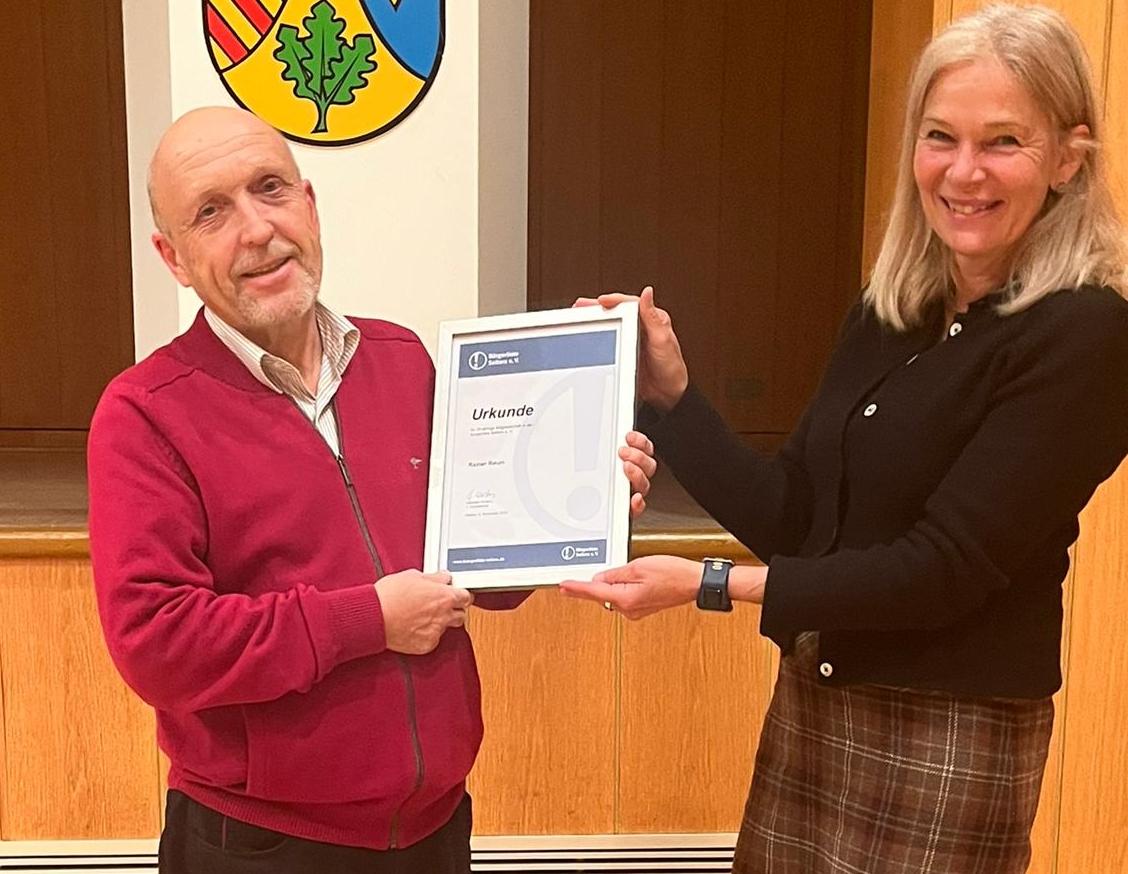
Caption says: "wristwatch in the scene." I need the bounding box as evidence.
[696,557,734,612]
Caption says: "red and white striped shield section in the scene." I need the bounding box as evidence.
[206,0,281,70]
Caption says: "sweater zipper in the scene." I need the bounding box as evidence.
[328,403,425,850]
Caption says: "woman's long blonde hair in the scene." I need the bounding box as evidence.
[866,3,1128,330]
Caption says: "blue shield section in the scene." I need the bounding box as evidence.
[360,0,442,79]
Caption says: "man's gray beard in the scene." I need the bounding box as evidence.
[235,275,319,329]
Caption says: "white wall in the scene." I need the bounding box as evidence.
[121,0,175,362]
[121,0,528,359]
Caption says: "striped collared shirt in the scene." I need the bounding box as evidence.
[204,304,360,456]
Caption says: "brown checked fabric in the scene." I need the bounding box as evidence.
[733,633,1053,874]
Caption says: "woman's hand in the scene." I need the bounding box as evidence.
[560,555,701,620]
[574,286,689,412]
[622,430,657,518]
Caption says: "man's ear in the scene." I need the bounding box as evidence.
[302,179,321,234]
[152,232,192,287]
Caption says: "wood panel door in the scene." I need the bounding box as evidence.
[0,0,134,438]
[528,0,873,440]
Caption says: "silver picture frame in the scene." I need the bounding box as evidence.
[424,302,639,589]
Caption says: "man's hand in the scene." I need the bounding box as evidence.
[622,430,657,517]
[375,570,474,655]
[574,286,689,412]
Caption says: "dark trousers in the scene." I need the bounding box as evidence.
[159,790,472,874]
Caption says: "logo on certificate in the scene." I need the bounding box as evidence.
[559,543,601,562]
[204,0,445,145]
[467,351,489,371]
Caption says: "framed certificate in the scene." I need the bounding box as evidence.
[424,302,639,589]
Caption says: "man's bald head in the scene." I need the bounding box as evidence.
[147,107,299,235]
[146,105,323,348]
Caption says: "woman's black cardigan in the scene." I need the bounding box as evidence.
[640,286,1128,698]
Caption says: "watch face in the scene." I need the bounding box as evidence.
[700,586,727,609]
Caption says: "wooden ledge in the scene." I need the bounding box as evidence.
[630,529,757,563]
[0,528,90,559]
[0,528,754,564]
[0,462,757,564]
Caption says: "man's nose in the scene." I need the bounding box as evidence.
[235,198,273,246]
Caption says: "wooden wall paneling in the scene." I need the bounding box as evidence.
[526,0,603,310]
[0,559,160,840]
[43,0,133,425]
[0,6,60,428]
[862,0,934,278]
[715,2,785,435]
[1057,468,1128,873]
[1026,695,1066,873]
[597,1,664,299]
[0,0,133,433]
[652,0,726,406]
[1026,560,1073,874]
[617,599,773,832]
[467,590,617,835]
[530,1,873,440]
[934,0,955,33]
[1105,0,1128,217]
[945,0,977,22]
[159,751,170,828]
[100,0,137,388]
[0,603,6,833]
[833,5,876,316]
[525,2,546,309]
[766,3,866,434]
[0,431,88,450]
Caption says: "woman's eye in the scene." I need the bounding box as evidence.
[991,135,1020,147]
[924,129,954,142]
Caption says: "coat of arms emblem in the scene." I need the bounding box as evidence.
[204,0,443,145]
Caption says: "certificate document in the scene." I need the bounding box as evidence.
[424,303,638,589]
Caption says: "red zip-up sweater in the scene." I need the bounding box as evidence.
[88,311,519,849]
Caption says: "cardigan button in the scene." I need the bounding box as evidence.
[949,322,963,337]
[819,662,834,678]
[862,403,877,417]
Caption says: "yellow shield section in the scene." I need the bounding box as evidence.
[210,0,427,145]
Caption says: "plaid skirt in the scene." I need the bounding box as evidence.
[733,633,1054,874]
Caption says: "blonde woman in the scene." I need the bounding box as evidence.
[565,5,1128,873]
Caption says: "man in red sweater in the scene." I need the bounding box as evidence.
[87,107,653,873]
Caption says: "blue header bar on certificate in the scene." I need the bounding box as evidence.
[458,330,617,378]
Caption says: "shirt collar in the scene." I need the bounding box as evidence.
[203,303,360,395]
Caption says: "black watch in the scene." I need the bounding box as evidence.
[696,557,734,612]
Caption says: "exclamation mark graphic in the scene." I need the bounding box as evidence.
[566,372,607,520]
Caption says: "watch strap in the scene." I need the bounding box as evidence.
[697,557,734,612]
